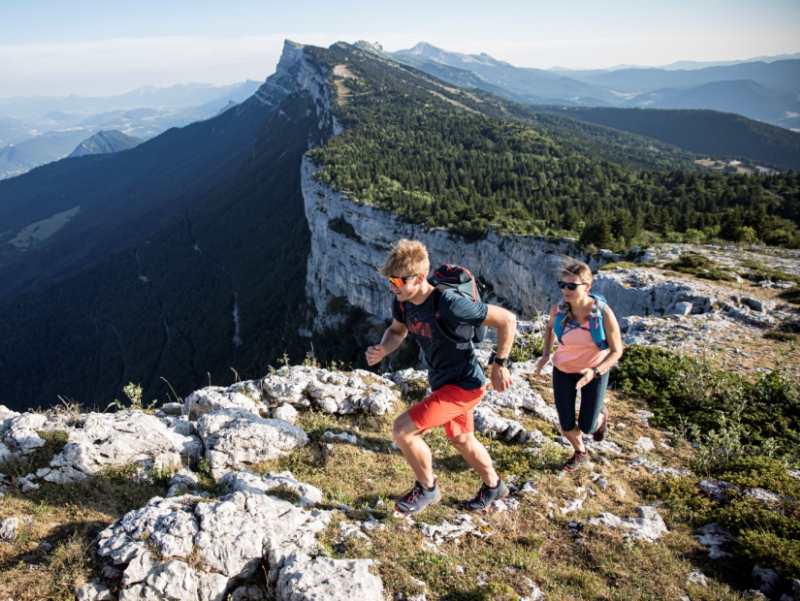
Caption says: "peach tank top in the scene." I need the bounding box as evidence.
[551,317,609,374]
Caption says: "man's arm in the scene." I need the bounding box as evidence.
[365,319,408,366]
[482,304,517,392]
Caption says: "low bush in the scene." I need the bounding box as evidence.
[508,332,545,363]
[614,346,800,463]
[662,254,736,282]
[780,286,800,305]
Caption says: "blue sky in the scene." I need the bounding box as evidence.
[2,0,799,97]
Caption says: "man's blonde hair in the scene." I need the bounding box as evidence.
[379,239,430,278]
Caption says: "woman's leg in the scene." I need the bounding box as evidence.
[553,367,584,452]
[577,370,610,434]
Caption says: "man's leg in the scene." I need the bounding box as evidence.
[450,432,499,488]
[392,411,435,488]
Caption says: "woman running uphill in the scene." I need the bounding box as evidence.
[535,261,623,472]
[366,240,517,515]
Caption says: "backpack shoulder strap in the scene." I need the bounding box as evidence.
[588,293,609,350]
[552,300,569,344]
[432,286,458,341]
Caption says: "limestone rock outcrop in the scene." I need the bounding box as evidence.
[196,409,309,479]
[261,366,397,415]
[89,471,383,601]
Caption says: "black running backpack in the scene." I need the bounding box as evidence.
[427,264,488,350]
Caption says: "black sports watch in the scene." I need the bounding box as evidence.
[488,349,512,368]
[494,357,512,368]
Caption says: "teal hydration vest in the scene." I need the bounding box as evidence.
[552,293,608,350]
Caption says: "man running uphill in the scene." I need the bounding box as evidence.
[365,239,517,515]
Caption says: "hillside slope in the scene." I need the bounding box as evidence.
[630,79,800,129]
[0,84,280,300]
[67,130,143,158]
[539,106,800,172]
[0,93,319,411]
[0,130,93,180]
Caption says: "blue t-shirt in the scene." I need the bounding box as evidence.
[392,289,489,391]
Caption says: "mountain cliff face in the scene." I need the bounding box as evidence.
[301,156,601,330]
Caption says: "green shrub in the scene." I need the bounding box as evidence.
[662,254,736,282]
[637,475,715,526]
[716,456,800,497]
[764,330,799,343]
[738,530,800,578]
[740,259,800,284]
[780,286,800,305]
[328,216,362,242]
[637,466,800,578]
[614,346,800,463]
[508,332,545,363]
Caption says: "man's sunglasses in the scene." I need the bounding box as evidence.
[557,281,588,291]
[388,274,418,287]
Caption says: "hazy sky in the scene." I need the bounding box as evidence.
[2,0,799,97]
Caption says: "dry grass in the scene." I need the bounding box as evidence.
[0,468,166,601]
[248,391,745,600]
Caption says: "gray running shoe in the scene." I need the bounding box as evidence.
[563,449,590,472]
[465,479,509,511]
[394,479,441,516]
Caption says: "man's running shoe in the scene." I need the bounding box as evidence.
[465,479,509,511]
[394,479,441,516]
[563,449,590,472]
[593,407,608,442]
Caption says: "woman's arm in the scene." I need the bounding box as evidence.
[534,304,559,375]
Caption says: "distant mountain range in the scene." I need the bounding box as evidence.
[550,52,800,72]
[0,130,93,180]
[0,81,263,119]
[0,80,263,180]
[366,42,800,130]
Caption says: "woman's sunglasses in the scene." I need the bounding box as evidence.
[388,274,418,287]
[557,281,588,291]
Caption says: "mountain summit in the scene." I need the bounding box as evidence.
[67,130,143,158]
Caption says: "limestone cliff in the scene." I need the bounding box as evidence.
[300,157,608,330]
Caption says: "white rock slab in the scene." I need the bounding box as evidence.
[277,552,385,601]
[196,408,308,479]
[47,411,202,484]
[185,387,262,421]
[587,506,668,542]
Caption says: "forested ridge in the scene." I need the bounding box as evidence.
[308,45,800,248]
[536,106,800,173]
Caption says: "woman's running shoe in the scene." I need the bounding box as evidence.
[593,407,608,442]
[563,449,590,472]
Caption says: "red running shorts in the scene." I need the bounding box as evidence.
[408,384,486,438]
